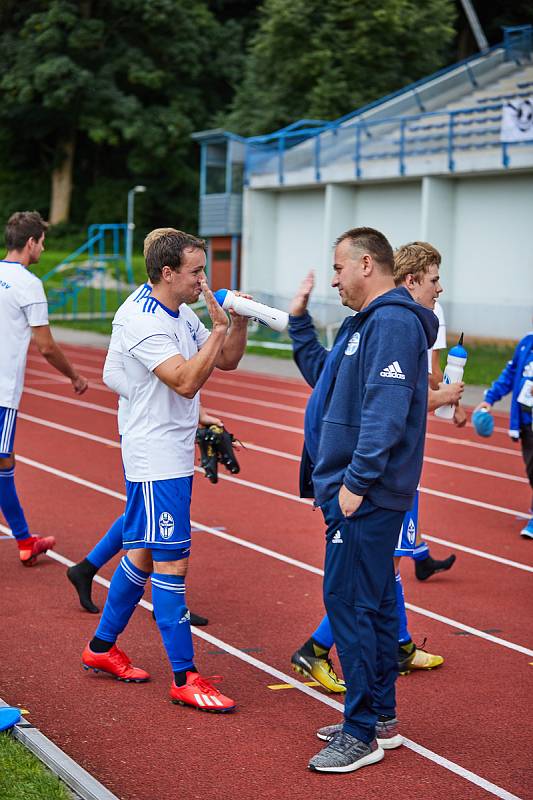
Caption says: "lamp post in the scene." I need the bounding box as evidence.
[126,184,146,283]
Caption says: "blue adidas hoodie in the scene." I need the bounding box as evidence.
[484,332,533,438]
[289,287,438,511]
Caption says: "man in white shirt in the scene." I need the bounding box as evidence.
[82,229,247,712]
[0,211,88,565]
[67,272,219,623]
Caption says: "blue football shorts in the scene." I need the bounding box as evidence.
[123,475,193,560]
[394,489,419,557]
[0,407,18,457]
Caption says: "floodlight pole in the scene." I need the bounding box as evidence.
[126,185,147,284]
[459,0,489,52]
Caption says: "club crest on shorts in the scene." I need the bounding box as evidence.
[407,517,416,546]
[159,511,175,540]
[345,332,360,356]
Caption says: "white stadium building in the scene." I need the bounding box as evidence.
[193,25,533,339]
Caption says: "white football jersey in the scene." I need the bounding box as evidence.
[428,300,446,373]
[120,297,210,481]
[0,260,48,408]
[105,283,153,434]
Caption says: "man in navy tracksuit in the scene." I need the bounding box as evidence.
[289,227,438,773]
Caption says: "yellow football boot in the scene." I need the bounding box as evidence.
[291,647,346,693]
[399,639,444,675]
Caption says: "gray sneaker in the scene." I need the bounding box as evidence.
[316,717,403,750]
[308,730,384,773]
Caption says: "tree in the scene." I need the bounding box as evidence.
[225,0,457,136]
[0,0,237,226]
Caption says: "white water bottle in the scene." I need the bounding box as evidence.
[435,333,468,419]
[213,288,289,332]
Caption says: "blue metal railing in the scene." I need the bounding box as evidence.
[244,99,533,183]
[42,223,131,319]
[242,25,533,185]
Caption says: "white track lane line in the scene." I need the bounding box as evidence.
[21,385,525,463]
[425,431,521,457]
[0,521,523,800]
[26,367,111,394]
[28,355,313,401]
[24,359,522,444]
[17,412,533,572]
[11,453,533,655]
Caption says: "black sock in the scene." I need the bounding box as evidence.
[378,714,395,722]
[300,637,330,659]
[77,558,98,576]
[89,636,113,653]
[173,666,197,686]
[399,639,415,655]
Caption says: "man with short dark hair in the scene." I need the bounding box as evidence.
[0,211,88,564]
[82,228,248,711]
[289,227,438,772]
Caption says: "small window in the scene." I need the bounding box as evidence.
[213,250,231,261]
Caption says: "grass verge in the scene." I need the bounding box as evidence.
[0,732,73,800]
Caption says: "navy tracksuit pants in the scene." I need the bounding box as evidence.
[321,494,404,743]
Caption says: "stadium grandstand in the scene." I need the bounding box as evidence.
[193,25,533,338]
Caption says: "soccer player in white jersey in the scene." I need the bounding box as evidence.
[0,211,88,565]
[82,229,248,712]
[68,266,220,623]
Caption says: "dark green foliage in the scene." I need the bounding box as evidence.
[0,0,528,237]
[225,0,457,135]
[0,0,245,232]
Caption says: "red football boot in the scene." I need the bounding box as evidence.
[18,535,56,566]
[82,644,150,683]
[170,672,235,712]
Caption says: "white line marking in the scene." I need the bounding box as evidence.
[18,413,119,448]
[426,432,521,457]
[23,382,523,461]
[26,367,110,394]
[24,388,117,416]
[0,521,522,800]
[422,534,533,574]
[405,603,533,657]
[202,388,304,415]
[424,455,528,484]
[210,375,309,400]
[10,455,533,657]
[420,486,530,520]
[17,412,533,566]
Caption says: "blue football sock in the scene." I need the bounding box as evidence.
[395,571,411,644]
[152,573,194,672]
[312,614,335,650]
[87,514,124,569]
[412,541,430,561]
[0,466,29,540]
[94,555,149,643]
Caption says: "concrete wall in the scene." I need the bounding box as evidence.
[446,174,533,338]
[242,172,533,336]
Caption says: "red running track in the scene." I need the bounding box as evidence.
[2,342,533,800]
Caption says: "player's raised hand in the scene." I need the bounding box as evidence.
[72,373,88,395]
[290,270,315,316]
[202,280,229,332]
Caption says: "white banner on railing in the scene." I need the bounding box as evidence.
[500,98,533,142]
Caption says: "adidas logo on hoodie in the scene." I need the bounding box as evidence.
[380,361,406,380]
